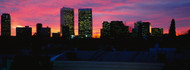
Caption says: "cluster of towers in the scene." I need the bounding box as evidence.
[0,7,93,39]
[60,7,92,39]
[101,19,176,39]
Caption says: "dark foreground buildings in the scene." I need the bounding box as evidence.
[1,13,11,37]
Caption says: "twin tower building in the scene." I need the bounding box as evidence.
[0,7,92,38]
[61,7,92,38]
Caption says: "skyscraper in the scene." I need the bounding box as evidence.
[78,8,92,38]
[169,19,176,37]
[60,7,74,38]
[16,26,32,38]
[1,13,11,37]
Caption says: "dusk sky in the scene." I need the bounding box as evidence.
[0,0,190,37]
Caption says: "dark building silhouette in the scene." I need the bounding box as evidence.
[62,26,70,39]
[52,32,60,38]
[36,24,51,38]
[16,26,32,38]
[1,13,11,37]
[132,21,151,37]
[101,21,110,38]
[60,7,74,38]
[37,23,42,36]
[110,21,129,39]
[169,19,176,37]
[41,27,51,38]
[151,28,163,37]
[78,8,92,38]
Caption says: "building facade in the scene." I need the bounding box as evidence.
[78,8,92,38]
[1,13,11,37]
[132,21,151,37]
[60,7,74,38]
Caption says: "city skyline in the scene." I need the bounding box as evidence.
[0,0,190,37]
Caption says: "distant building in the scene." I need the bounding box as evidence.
[78,8,92,38]
[16,26,32,38]
[36,23,42,36]
[132,21,151,37]
[188,30,190,35]
[1,13,11,37]
[110,21,129,38]
[60,7,74,38]
[169,19,176,37]
[36,24,51,38]
[101,21,110,38]
[41,27,51,38]
[151,28,163,37]
[52,32,60,38]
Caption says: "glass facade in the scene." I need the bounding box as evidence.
[1,13,11,37]
[78,8,92,38]
[60,7,74,38]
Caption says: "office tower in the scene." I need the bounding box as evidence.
[133,21,151,37]
[37,23,42,36]
[1,13,11,37]
[152,28,163,37]
[16,26,32,38]
[52,32,60,38]
[110,21,129,38]
[78,8,92,38]
[41,27,51,38]
[101,21,110,38]
[169,19,176,37]
[60,7,74,38]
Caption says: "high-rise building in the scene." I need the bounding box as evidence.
[132,21,151,37]
[16,26,32,38]
[151,28,163,37]
[78,8,92,38]
[1,13,11,37]
[101,21,110,38]
[169,19,176,37]
[60,7,74,38]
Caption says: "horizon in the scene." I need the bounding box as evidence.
[0,0,190,38]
